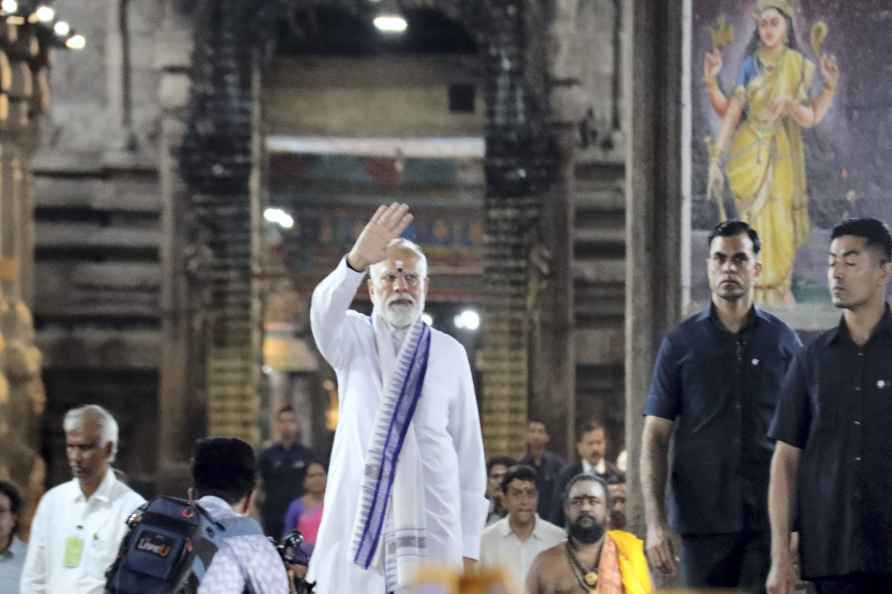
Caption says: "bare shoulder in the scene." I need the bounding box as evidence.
[529,542,567,578]
[539,541,566,560]
[528,542,575,594]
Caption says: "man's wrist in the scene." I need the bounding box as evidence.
[346,254,367,272]
[644,508,667,529]
[771,540,792,562]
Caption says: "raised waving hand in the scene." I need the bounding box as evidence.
[346,202,414,271]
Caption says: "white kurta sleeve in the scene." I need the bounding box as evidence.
[20,496,49,594]
[447,342,489,560]
[310,257,367,369]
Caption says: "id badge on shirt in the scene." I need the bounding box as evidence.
[64,536,85,568]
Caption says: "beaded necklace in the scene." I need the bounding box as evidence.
[564,538,601,593]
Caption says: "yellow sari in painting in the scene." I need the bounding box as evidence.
[726,47,815,305]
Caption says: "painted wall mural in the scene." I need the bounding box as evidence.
[691,0,892,319]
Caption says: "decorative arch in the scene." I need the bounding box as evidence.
[174,0,559,454]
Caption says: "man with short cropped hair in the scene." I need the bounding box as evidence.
[480,465,564,590]
[21,405,145,594]
[258,405,317,537]
[192,437,289,594]
[518,419,566,519]
[642,221,801,594]
[767,218,892,594]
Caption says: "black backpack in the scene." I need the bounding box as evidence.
[105,495,264,594]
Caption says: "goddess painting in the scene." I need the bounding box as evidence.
[706,0,840,305]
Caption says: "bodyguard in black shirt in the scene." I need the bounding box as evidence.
[258,405,317,537]
[642,221,801,594]
[767,218,892,594]
[517,419,566,520]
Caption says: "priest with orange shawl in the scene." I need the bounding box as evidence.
[526,474,652,594]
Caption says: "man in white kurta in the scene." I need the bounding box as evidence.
[306,203,488,594]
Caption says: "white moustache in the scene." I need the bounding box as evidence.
[387,295,416,307]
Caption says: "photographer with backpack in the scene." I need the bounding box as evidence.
[105,437,290,594]
[189,437,289,593]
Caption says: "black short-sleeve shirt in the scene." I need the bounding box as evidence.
[768,306,892,579]
[258,442,318,536]
[518,449,566,519]
[644,305,801,535]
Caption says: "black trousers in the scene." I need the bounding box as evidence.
[680,531,771,594]
[811,573,892,594]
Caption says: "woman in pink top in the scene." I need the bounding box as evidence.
[282,461,326,555]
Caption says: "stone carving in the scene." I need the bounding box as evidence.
[0,293,45,541]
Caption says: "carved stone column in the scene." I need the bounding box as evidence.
[157,0,198,495]
[0,15,54,539]
[178,0,266,445]
[477,0,558,457]
[624,0,687,536]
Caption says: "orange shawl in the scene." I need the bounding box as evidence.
[596,530,653,594]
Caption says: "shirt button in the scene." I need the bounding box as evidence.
[855,456,862,462]
[854,420,862,426]
[858,352,864,357]
[854,386,861,391]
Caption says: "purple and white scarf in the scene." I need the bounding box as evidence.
[350,315,431,591]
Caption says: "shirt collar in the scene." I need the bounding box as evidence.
[498,517,513,537]
[879,305,892,336]
[581,459,605,475]
[529,515,550,540]
[523,449,548,463]
[500,515,548,540]
[752,304,770,323]
[704,301,764,330]
[829,303,892,344]
[72,467,116,504]
[828,317,847,345]
[197,495,236,517]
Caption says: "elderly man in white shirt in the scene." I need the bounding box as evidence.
[20,405,145,594]
[480,464,566,590]
[307,203,488,594]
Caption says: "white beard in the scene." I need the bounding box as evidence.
[373,293,425,328]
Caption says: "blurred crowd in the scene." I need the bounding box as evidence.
[0,402,628,594]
